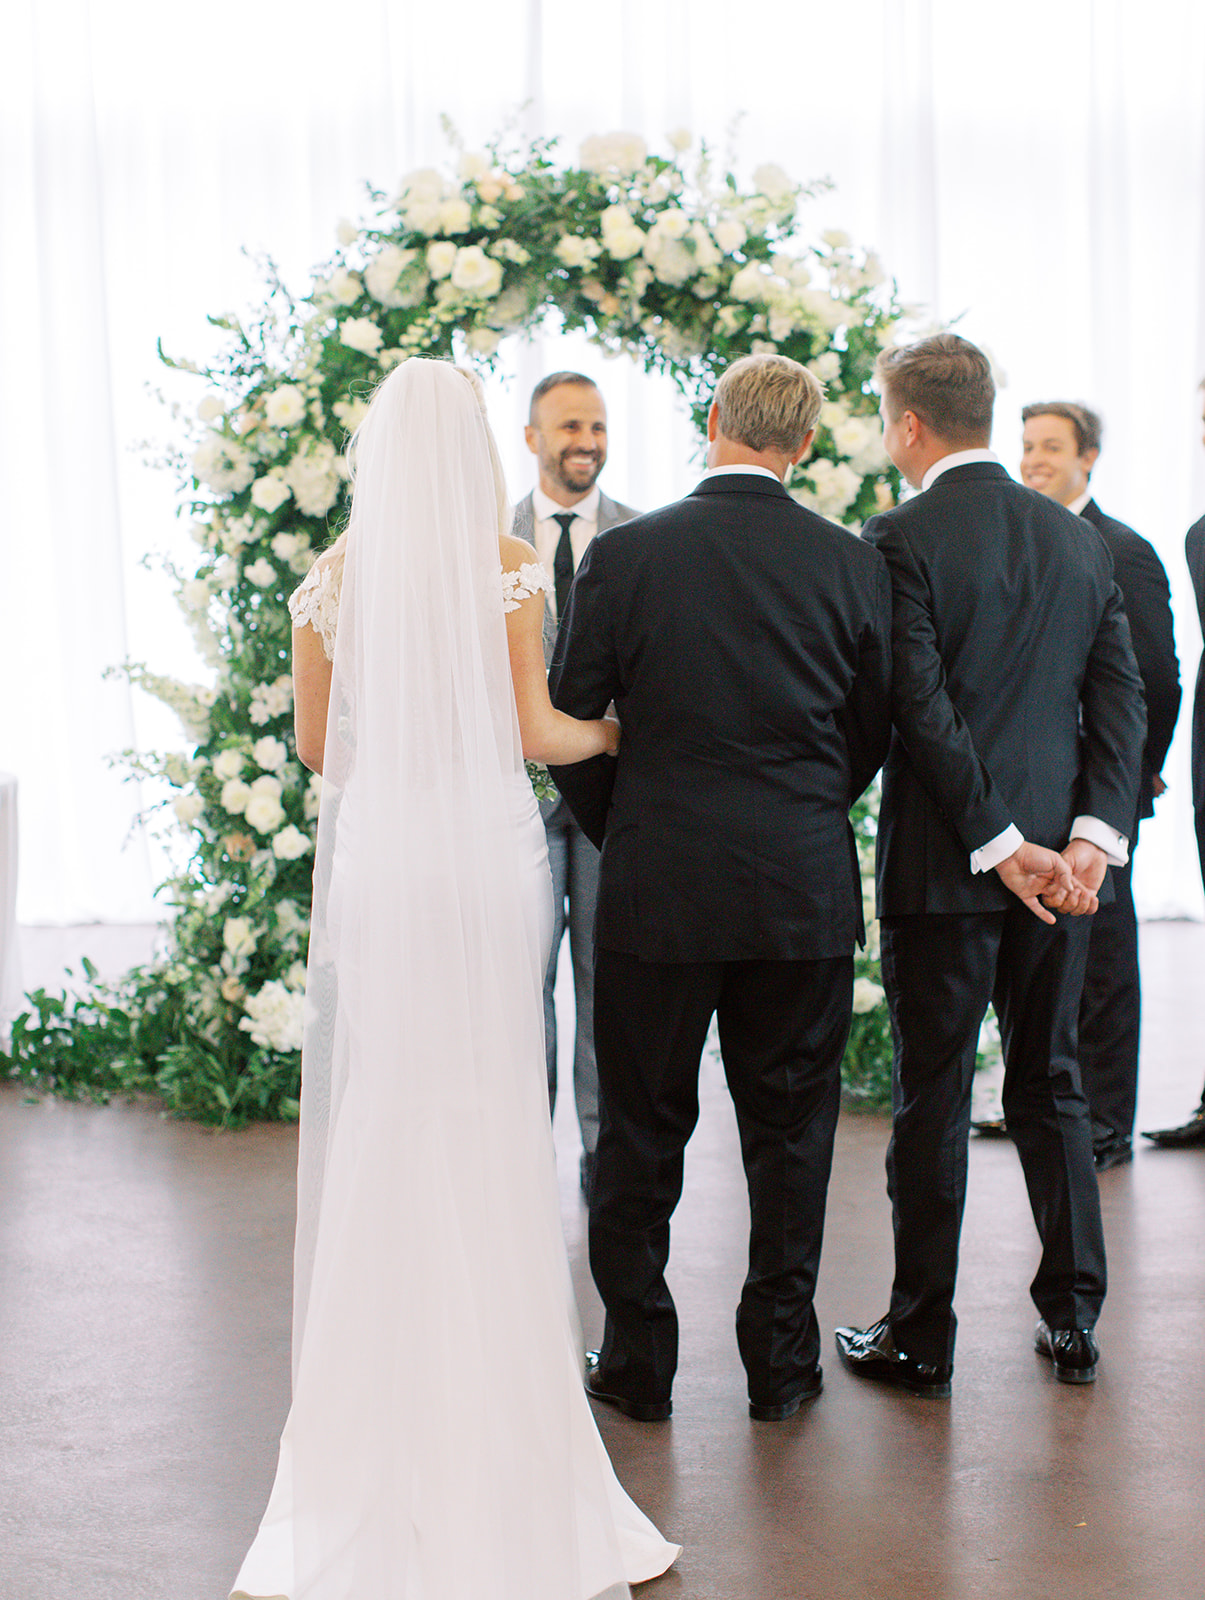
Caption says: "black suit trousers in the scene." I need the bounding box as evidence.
[589,948,852,1408]
[1078,831,1140,1140]
[881,907,1105,1369]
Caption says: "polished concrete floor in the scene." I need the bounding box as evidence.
[3,922,1205,1599]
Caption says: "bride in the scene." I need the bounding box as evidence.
[230,358,679,1599]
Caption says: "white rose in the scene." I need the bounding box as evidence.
[466,327,502,356]
[579,132,648,174]
[364,244,415,307]
[819,399,850,430]
[245,557,278,588]
[271,824,312,861]
[714,219,747,254]
[238,979,305,1053]
[282,440,341,517]
[821,228,852,250]
[303,771,324,820]
[285,959,308,990]
[270,532,301,561]
[335,217,359,246]
[812,352,841,383]
[437,197,472,234]
[852,976,886,1014]
[554,235,601,270]
[250,474,292,513]
[328,268,362,305]
[667,126,692,153]
[340,317,384,355]
[450,246,503,297]
[716,305,745,337]
[221,778,252,814]
[222,917,258,960]
[245,793,287,834]
[191,434,254,494]
[172,792,205,826]
[249,774,284,800]
[213,557,239,589]
[197,395,226,422]
[264,386,308,428]
[396,167,444,204]
[644,236,695,287]
[689,223,722,271]
[332,397,370,433]
[181,578,211,612]
[212,749,244,781]
[729,262,769,303]
[252,735,289,772]
[599,205,645,261]
[426,240,458,279]
[458,151,490,180]
[651,208,690,241]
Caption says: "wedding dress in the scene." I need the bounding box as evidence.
[230,359,678,1600]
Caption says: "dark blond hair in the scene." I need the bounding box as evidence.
[1020,400,1102,456]
[876,333,995,443]
[714,353,823,454]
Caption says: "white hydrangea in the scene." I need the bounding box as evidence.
[327,268,362,306]
[245,557,278,588]
[667,127,692,153]
[197,395,226,422]
[271,824,312,860]
[283,440,341,517]
[264,386,308,428]
[250,675,293,726]
[245,793,287,834]
[752,162,796,202]
[364,244,416,308]
[284,959,308,990]
[332,397,370,434]
[729,262,770,303]
[599,205,645,262]
[340,317,384,355]
[181,578,211,612]
[643,232,695,287]
[811,351,842,383]
[437,197,472,234]
[270,531,302,561]
[192,434,255,494]
[852,976,886,1013]
[251,474,292,513]
[172,792,205,826]
[239,980,305,1052]
[821,228,853,250]
[303,771,324,821]
[554,235,602,270]
[426,240,458,279]
[335,217,359,246]
[714,218,746,254]
[466,327,501,357]
[795,458,862,517]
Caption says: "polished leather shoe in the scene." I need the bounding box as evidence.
[1034,1320,1099,1384]
[748,1365,823,1421]
[1093,1132,1132,1171]
[970,1116,1010,1138]
[1141,1107,1205,1148]
[584,1351,671,1422]
[835,1316,952,1397]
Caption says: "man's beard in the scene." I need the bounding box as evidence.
[551,448,604,494]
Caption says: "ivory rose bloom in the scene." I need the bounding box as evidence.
[252,736,289,772]
[340,318,384,355]
[426,241,458,279]
[264,386,307,428]
[450,247,503,297]
[251,474,292,513]
[579,132,647,173]
[271,824,312,861]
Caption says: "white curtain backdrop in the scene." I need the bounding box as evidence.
[3,0,1203,921]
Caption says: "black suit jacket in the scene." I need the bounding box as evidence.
[1187,514,1205,820]
[1081,498,1179,821]
[547,473,893,962]
[865,462,1146,918]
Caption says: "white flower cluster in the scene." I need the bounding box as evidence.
[239,979,305,1052]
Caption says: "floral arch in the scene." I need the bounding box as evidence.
[9,127,903,1122]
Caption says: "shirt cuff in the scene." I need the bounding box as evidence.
[1069,815,1129,867]
[970,823,1023,875]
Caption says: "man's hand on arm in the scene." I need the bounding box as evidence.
[1050,836,1109,913]
[994,842,1080,925]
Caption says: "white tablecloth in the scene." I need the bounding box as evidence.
[0,773,19,1020]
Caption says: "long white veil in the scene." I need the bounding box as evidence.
[233,359,650,1600]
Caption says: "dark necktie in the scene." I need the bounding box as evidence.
[552,512,576,620]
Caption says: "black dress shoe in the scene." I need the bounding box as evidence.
[970,1116,1010,1138]
[584,1351,671,1422]
[1093,1132,1132,1171]
[748,1365,823,1421]
[1141,1107,1205,1148]
[1034,1320,1099,1384]
[834,1316,952,1397]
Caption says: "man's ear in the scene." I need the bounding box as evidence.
[902,409,923,447]
[523,423,538,456]
[706,400,719,443]
[1082,446,1100,478]
[789,428,815,466]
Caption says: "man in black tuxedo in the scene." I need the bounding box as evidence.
[836,335,1146,1395]
[548,354,893,1422]
[1018,401,1180,1170]
[1145,381,1205,1149]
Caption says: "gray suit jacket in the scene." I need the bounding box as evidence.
[512,488,638,826]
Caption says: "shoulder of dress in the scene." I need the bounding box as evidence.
[289,558,341,658]
[500,560,553,613]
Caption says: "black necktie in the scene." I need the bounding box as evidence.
[552,512,576,620]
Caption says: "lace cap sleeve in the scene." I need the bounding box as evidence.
[501,561,553,614]
[289,560,342,660]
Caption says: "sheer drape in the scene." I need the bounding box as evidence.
[4,0,1203,918]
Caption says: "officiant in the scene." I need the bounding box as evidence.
[512,372,638,1198]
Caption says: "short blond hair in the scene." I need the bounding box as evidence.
[876,333,995,443]
[714,354,823,454]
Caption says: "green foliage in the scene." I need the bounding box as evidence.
[4,123,908,1123]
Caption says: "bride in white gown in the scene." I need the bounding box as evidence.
[230,358,680,1600]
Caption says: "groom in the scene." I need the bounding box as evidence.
[548,353,893,1421]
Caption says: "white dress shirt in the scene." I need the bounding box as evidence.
[532,485,601,624]
[919,451,1128,873]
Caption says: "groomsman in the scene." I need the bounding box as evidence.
[837,335,1146,1395]
[550,354,892,1422]
[1017,401,1179,1170]
[1145,380,1205,1149]
[513,373,637,1196]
